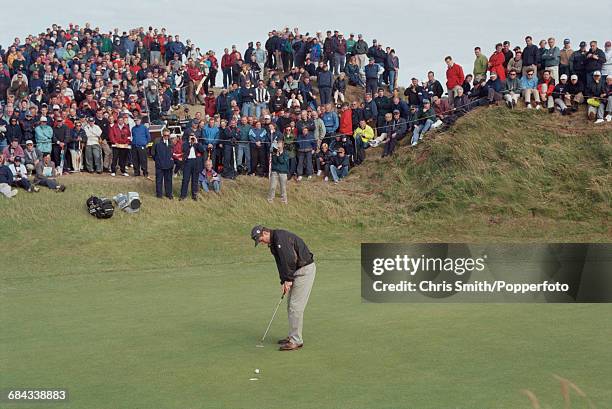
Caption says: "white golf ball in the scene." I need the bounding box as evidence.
[254,369,260,374]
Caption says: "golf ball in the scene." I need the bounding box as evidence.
[254,369,260,374]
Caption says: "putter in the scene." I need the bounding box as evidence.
[256,294,285,348]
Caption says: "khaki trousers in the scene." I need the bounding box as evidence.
[287,262,316,345]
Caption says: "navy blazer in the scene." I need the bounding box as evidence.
[152,138,174,170]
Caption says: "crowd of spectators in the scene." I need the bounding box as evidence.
[0,23,610,200]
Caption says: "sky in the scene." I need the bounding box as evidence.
[2,0,611,86]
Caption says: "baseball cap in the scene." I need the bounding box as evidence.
[560,74,568,80]
[14,156,22,162]
[564,38,570,44]
[579,41,586,47]
[423,99,431,104]
[251,225,265,246]
[52,104,60,110]
[570,74,578,80]
[25,140,33,145]
[264,114,271,120]
[490,71,497,77]
[40,116,48,122]
[593,71,602,77]
[393,109,400,114]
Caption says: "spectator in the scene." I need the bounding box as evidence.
[585,71,606,123]
[34,152,65,191]
[381,110,407,157]
[445,56,465,106]
[522,36,539,78]
[316,142,333,180]
[34,116,53,155]
[296,126,315,181]
[23,140,42,175]
[0,157,18,198]
[249,120,268,177]
[552,74,572,115]
[538,70,556,113]
[2,138,24,164]
[520,69,541,109]
[219,119,237,179]
[485,72,503,104]
[507,51,523,77]
[584,41,606,88]
[411,100,436,146]
[559,39,574,79]
[180,133,205,200]
[424,71,444,99]
[473,47,488,83]
[353,119,374,165]
[345,56,364,88]
[566,74,585,111]
[109,115,131,176]
[9,155,38,192]
[571,41,588,85]
[69,120,85,172]
[488,43,506,81]
[603,41,612,82]
[317,63,333,106]
[542,37,561,82]
[333,72,347,104]
[151,128,174,199]
[268,139,288,203]
[329,146,349,184]
[502,69,522,108]
[130,116,150,177]
[199,159,221,193]
[364,57,379,96]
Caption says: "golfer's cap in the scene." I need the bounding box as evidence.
[579,41,587,47]
[393,109,400,114]
[52,104,60,110]
[40,116,48,122]
[560,74,568,80]
[14,156,22,162]
[88,117,95,122]
[571,74,578,80]
[251,225,265,246]
[25,140,33,145]
[593,71,602,77]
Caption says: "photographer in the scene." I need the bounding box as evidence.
[267,139,289,204]
[9,156,38,192]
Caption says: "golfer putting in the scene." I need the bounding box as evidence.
[251,225,316,351]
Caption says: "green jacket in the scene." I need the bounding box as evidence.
[271,150,289,174]
[473,55,488,77]
[284,134,297,159]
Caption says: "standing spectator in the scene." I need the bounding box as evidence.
[131,116,150,178]
[151,128,174,199]
[522,36,540,78]
[180,134,205,200]
[34,116,53,155]
[473,47,488,83]
[51,116,70,174]
[254,80,270,118]
[249,120,268,177]
[353,34,368,73]
[236,116,251,173]
[333,33,347,75]
[109,115,131,177]
[364,57,380,96]
[387,50,399,91]
[239,80,256,117]
[603,41,612,82]
[83,117,102,173]
[317,63,333,106]
[268,139,288,203]
[542,37,561,82]
[221,48,232,88]
[571,41,588,85]
[489,43,507,81]
[507,51,523,77]
[218,119,236,179]
[445,56,465,106]
[69,120,85,172]
[559,39,574,79]
[584,41,606,88]
[296,126,315,181]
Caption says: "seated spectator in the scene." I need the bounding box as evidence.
[382,110,407,157]
[2,138,24,164]
[345,55,364,87]
[467,78,488,108]
[353,119,374,165]
[485,72,503,104]
[552,74,572,115]
[23,140,42,175]
[537,70,556,113]
[199,159,221,193]
[585,71,606,123]
[432,96,453,126]
[333,73,347,104]
[9,156,38,192]
[453,87,471,116]
[520,69,541,109]
[412,100,436,146]
[605,76,612,122]
[566,74,585,111]
[0,158,18,198]
[502,69,522,108]
[329,147,349,184]
[34,152,65,191]
[316,142,333,180]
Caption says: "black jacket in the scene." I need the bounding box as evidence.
[269,229,314,284]
[522,44,540,66]
[152,138,174,169]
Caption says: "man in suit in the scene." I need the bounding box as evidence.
[180,133,205,200]
[151,128,174,199]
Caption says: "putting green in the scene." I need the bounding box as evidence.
[1,176,610,409]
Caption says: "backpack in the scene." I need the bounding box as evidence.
[86,196,115,219]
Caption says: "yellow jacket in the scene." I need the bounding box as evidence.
[353,125,374,143]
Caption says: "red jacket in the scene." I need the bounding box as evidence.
[537,79,555,96]
[109,123,131,145]
[208,55,218,70]
[204,96,216,117]
[446,63,465,89]
[221,54,232,69]
[228,51,241,66]
[187,66,204,82]
[172,141,183,161]
[488,51,506,81]
[339,109,353,135]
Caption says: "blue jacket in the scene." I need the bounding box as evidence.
[249,127,268,145]
[317,70,333,88]
[364,64,379,80]
[520,76,538,90]
[152,138,174,169]
[322,112,339,133]
[131,124,151,147]
[203,125,220,145]
[296,132,316,151]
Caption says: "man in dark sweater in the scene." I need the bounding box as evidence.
[251,226,316,351]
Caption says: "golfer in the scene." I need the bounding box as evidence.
[251,225,316,351]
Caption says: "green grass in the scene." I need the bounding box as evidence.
[1,108,611,408]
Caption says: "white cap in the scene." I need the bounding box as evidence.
[593,71,602,76]
[560,74,568,80]
[52,104,60,110]
[25,140,33,145]
[40,116,48,121]
[570,74,578,80]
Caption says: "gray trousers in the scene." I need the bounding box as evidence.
[287,262,316,345]
[268,171,287,202]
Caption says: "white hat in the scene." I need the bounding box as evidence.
[52,104,60,110]
[25,140,33,145]
[40,116,48,121]
[593,71,602,76]
[570,74,578,80]
[95,71,102,76]
[560,74,568,80]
